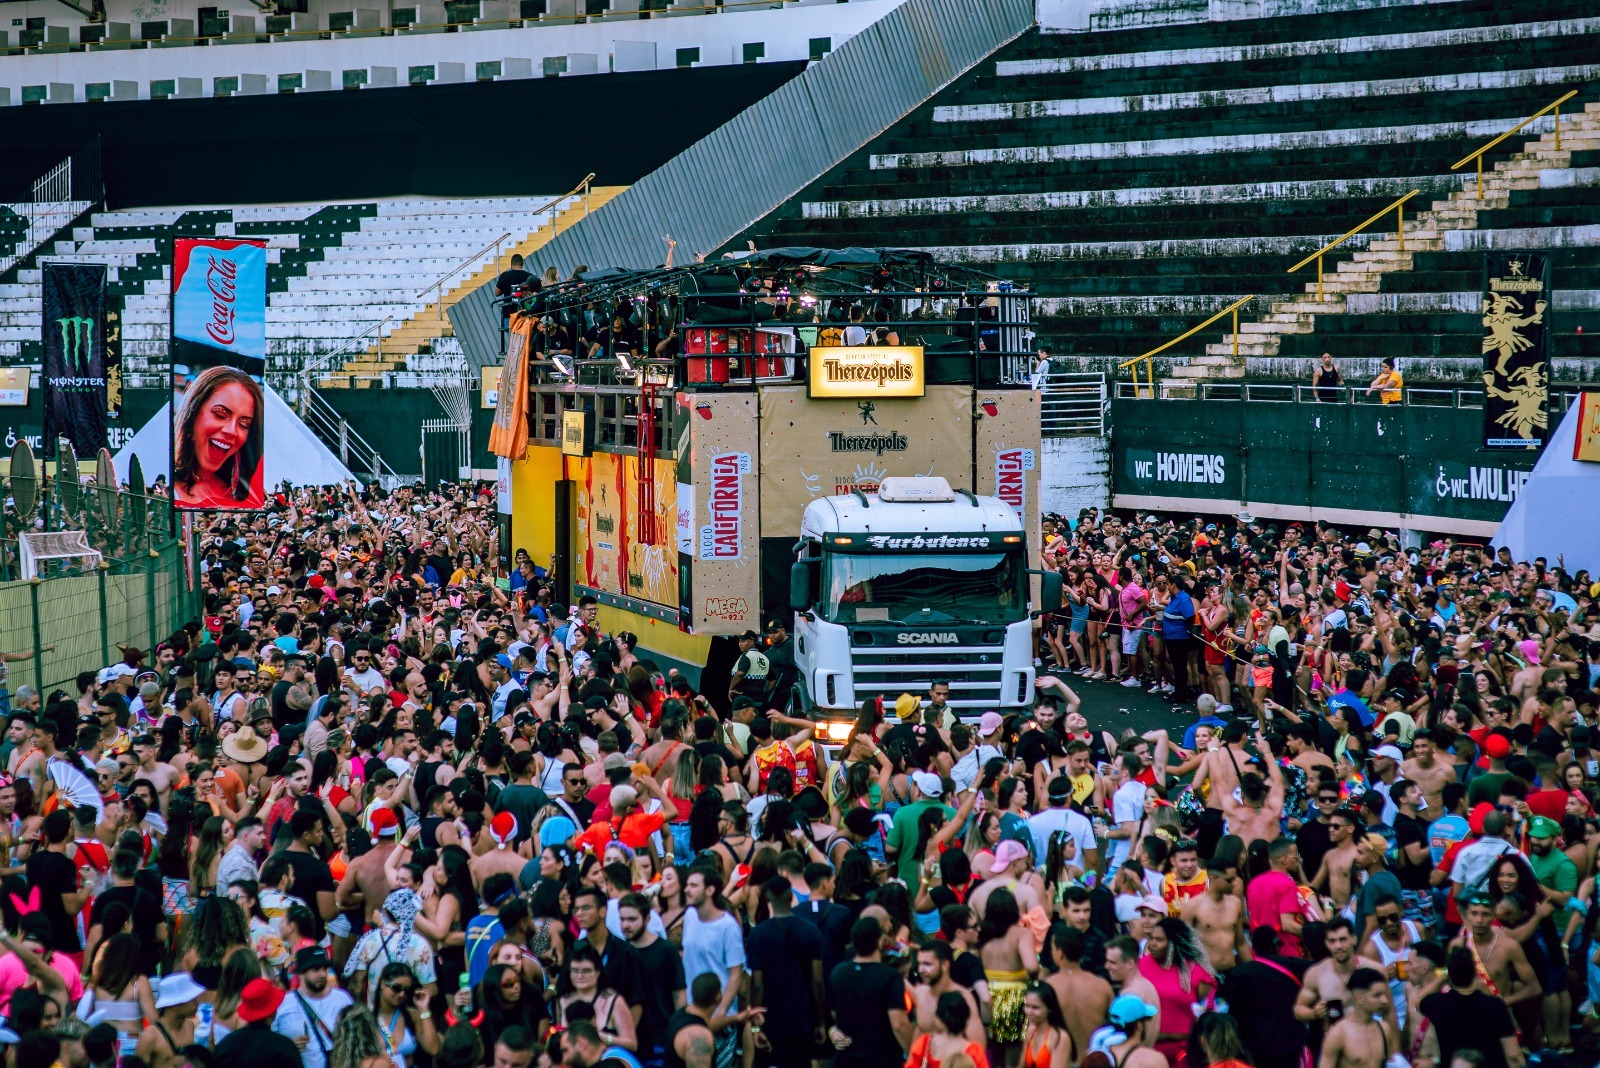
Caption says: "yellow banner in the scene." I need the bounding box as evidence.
[807,345,925,399]
[1576,392,1600,463]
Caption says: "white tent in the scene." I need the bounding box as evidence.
[1493,398,1600,575]
[113,384,358,489]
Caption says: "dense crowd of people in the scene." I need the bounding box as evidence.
[0,482,1595,1068]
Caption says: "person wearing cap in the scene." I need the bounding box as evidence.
[1374,690,1417,750]
[1526,813,1579,945]
[972,710,1006,762]
[1086,995,1165,1068]
[213,977,302,1068]
[272,946,354,1068]
[762,618,795,707]
[1447,888,1541,1024]
[728,631,772,706]
[488,654,520,722]
[969,839,1043,920]
[1366,744,1405,825]
[133,972,205,1067]
[885,770,954,894]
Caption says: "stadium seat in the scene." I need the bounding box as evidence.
[753,0,1600,382]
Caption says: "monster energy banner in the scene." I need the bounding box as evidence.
[41,262,109,458]
[1481,252,1550,450]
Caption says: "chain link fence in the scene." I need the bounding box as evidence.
[0,448,198,697]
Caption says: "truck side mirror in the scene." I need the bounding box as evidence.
[790,561,813,611]
[1029,568,1063,618]
[1041,570,1063,613]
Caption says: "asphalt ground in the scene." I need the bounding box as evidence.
[1052,669,1210,742]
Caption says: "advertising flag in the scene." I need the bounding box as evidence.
[170,238,268,510]
[41,263,109,459]
[1481,252,1550,450]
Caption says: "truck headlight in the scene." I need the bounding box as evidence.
[820,721,854,742]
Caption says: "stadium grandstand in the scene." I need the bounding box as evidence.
[0,0,904,476]
[0,0,1593,510]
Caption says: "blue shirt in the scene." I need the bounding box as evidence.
[1427,814,1470,866]
[465,914,505,987]
[1327,688,1375,729]
[1161,590,1195,639]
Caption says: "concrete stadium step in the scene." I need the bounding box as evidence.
[939,62,1600,126]
[870,112,1564,172]
[1170,95,1596,384]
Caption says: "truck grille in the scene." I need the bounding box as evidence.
[850,645,1005,710]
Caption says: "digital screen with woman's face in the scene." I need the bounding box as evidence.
[171,238,267,511]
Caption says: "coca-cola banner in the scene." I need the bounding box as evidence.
[41,262,109,459]
[170,237,267,510]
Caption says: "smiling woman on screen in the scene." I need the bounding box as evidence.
[173,365,265,510]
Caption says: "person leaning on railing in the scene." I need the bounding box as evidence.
[1366,357,1404,405]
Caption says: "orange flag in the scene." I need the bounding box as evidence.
[488,313,532,460]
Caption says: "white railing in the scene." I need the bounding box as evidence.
[1112,381,1584,413]
[300,388,397,481]
[1042,372,1107,436]
[0,158,81,278]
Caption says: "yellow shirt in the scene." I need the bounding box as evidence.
[1377,370,1403,404]
[1068,771,1095,806]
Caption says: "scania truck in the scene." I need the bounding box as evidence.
[494,248,1054,742]
[789,476,1059,746]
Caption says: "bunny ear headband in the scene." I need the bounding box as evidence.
[9,887,41,916]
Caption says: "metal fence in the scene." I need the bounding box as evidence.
[0,540,193,699]
[1042,372,1108,436]
[0,446,198,696]
[1112,381,1584,412]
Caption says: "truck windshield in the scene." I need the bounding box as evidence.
[822,550,1026,625]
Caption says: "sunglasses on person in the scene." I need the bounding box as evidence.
[385,982,415,996]
[1376,911,1402,925]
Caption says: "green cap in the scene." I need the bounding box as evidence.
[1460,891,1494,909]
[1528,815,1561,839]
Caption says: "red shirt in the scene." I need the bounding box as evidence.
[1434,838,1473,925]
[1527,789,1567,821]
[1245,870,1303,956]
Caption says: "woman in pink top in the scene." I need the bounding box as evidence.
[0,918,82,1017]
[1137,918,1218,1065]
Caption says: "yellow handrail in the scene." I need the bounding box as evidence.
[412,172,597,330]
[1452,89,1578,199]
[1287,189,1419,301]
[1119,294,1255,398]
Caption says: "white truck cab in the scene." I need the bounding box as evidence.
[788,476,1059,748]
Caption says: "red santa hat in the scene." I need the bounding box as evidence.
[489,811,517,850]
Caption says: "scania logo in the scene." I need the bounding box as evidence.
[897,632,958,645]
